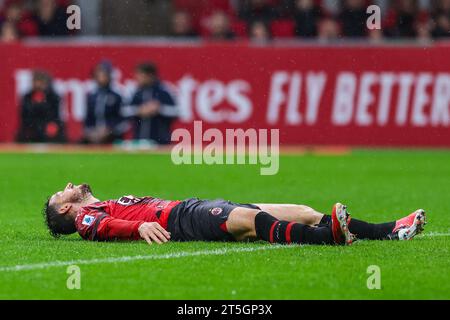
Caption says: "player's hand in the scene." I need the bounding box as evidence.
[138,222,171,245]
[138,101,160,117]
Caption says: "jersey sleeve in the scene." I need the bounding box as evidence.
[76,210,144,241]
[95,216,144,241]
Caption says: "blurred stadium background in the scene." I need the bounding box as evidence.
[1,0,450,300]
[0,0,448,148]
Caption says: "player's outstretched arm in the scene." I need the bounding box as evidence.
[138,222,171,245]
[81,215,171,244]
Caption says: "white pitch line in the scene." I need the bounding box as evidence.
[418,232,450,237]
[1,232,448,273]
[0,245,297,273]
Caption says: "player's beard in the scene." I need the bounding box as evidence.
[80,183,92,196]
[70,184,92,203]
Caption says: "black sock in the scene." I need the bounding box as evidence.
[348,218,395,240]
[318,214,396,240]
[255,212,334,245]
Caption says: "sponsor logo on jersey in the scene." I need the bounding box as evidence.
[82,215,95,226]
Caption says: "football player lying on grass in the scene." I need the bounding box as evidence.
[43,183,427,245]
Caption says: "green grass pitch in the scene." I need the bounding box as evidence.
[0,150,449,299]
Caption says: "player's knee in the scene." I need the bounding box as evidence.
[296,205,323,225]
[226,207,260,238]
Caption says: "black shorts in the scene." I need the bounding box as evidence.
[167,198,260,241]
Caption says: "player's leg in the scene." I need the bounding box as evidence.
[319,207,427,240]
[254,204,325,226]
[226,203,353,245]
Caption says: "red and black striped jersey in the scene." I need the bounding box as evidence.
[75,195,181,241]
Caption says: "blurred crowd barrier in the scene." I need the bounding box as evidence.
[0,40,449,147]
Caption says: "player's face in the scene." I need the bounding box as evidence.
[135,71,152,87]
[94,69,110,87]
[50,182,92,206]
[32,79,48,91]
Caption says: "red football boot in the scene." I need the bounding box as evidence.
[390,209,427,240]
[331,203,355,245]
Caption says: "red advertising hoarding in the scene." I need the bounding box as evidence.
[0,41,449,146]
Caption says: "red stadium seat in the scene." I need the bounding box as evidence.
[270,20,295,38]
[174,0,234,15]
[174,0,236,37]
[231,20,248,38]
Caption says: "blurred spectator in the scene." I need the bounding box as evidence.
[174,0,234,34]
[432,0,450,38]
[122,62,178,145]
[384,0,420,38]
[82,61,126,145]
[432,13,450,37]
[249,20,271,42]
[207,10,235,40]
[339,0,368,37]
[318,17,340,41]
[33,0,69,36]
[0,20,18,42]
[171,10,198,37]
[0,0,38,37]
[0,0,444,41]
[238,0,278,24]
[434,0,450,15]
[16,70,65,143]
[293,0,323,37]
[416,19,432,41]
[368,28,384,42]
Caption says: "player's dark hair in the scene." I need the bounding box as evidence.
[32,70,51,83]
[43,198,77,238]
[136,62,158,77]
